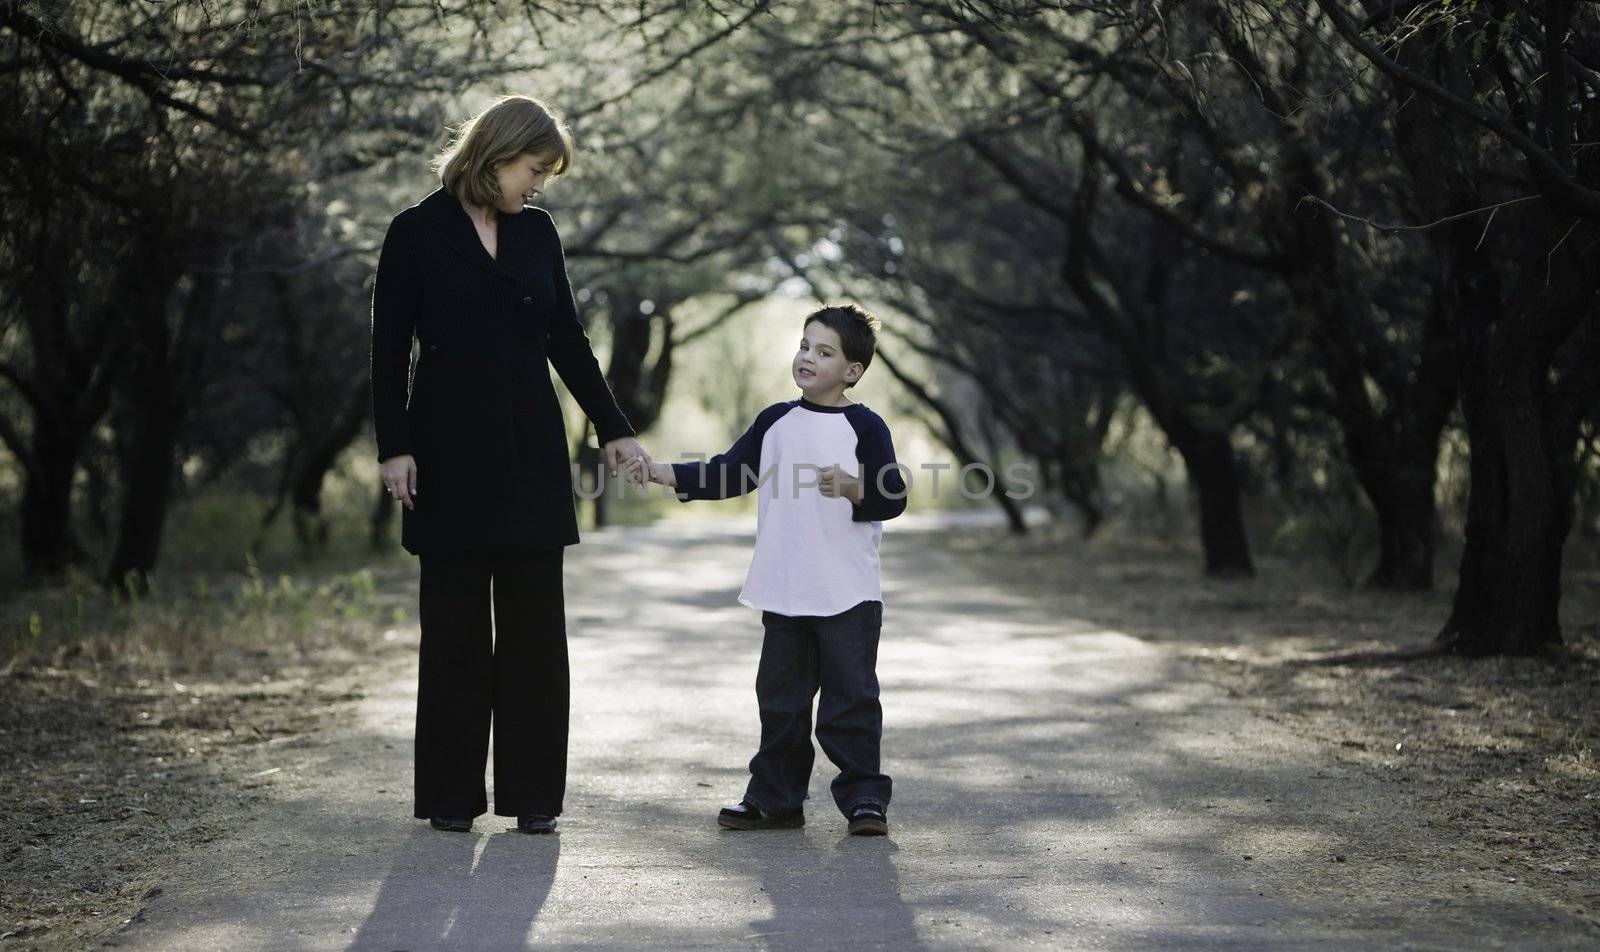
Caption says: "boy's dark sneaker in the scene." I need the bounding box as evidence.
[847,805,888,836]
[717,799,804,831]
[429,816,472,833]
[517,814,558,834]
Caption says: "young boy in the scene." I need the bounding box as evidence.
[631,304,908,836]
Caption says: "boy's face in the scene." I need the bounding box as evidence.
[794,321,862,397]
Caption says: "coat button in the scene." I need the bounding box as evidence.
[522,296,533,306]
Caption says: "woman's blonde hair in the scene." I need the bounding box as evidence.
[433,95,574,208]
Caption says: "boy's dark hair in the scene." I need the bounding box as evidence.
[803,304,880,387]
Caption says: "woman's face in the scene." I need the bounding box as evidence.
[491,152,555,213]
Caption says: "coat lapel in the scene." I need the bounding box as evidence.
[419,188,518,282]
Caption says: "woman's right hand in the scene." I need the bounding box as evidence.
[380,454,419,511]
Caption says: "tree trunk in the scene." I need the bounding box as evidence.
[1180,431,1255,577]
[875,347,1030,535]
[1433,202,1600,653]
[1050,454,1103,539]
[9,242,154,577]
[1437,379,1571,654]
[605,294,672,433]
[105,405,180,596]
[103,271,213,593]
[83,437,115,543]
[1363,0,1596,640]
[290,467,331,554]
[1270,128,1455,593]
[19,426,84,577]
[995,482,1029,535]
[288,382,370,555]
[368,483,395,551]
[1362,452,1438,590]
[1057,196,1254,575]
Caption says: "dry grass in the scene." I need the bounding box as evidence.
[0,556,417,951]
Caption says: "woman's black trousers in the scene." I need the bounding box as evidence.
[413,545,568,819]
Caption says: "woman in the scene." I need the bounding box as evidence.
[370,95,649,834]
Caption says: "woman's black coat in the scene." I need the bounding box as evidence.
[370,188,634,555]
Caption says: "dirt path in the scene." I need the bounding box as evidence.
[101,518,1599,950]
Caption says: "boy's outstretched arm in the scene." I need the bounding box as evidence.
[851,416,909,522]
[668,403,791,502]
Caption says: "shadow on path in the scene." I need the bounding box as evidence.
[347,829,559,952]
[102,519,1600,951]
[734,831,922,951]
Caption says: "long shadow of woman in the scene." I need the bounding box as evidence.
[347,828,560,952]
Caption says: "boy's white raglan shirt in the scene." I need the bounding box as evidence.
[670,398,908,617]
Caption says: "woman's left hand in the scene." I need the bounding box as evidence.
[603,437,652,479]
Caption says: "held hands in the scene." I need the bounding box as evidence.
[623,457,676,488]
[380,454,418,511]
[603,437,653,481]
[819,465,863,504]
[613,456,858,499]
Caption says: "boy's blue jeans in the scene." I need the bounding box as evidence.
[744,599,893,818]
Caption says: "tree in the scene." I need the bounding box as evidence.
[1313,0,1600,652]
[0,0,731,581]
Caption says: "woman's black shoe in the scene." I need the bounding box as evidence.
[517,814,558,834]
[429,816,473,833]
[717,799,804,830]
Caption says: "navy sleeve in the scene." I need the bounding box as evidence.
[370,211,422,463]
[848,410,908,522]
[672,402,794,501]
[539,211,635,445]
